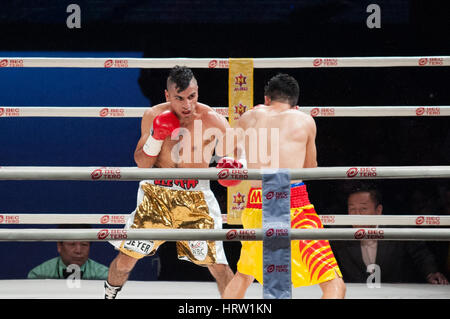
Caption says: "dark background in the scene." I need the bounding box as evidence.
[0,0,448,282]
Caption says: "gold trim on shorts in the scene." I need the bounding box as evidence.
[119,183,218,265]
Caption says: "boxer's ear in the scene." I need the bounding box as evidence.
[165,89,170,102]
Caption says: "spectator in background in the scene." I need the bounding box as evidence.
[330,182,448,284]
[28,224,109,280]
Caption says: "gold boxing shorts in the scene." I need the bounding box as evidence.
[110,179,228,266]
[237,182,342,287]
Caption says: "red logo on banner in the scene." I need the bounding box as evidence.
[265,191,288,200]
[313,58,338,67]
[415,216,440,225]
[354,229,366,239]
[226,229,256,240]
[266,264,288,273]
[355,228,384,239]
[217,168,230,180]
[104,60,114,68]
[416,107,440,116]
[265,191,274,200]
[0,108,20,116]
[265,228,274,237]
[418,58,428,66]
[99,108,125,117]
[100,215,126,224]
[208,60,228,68]
[226,230,238,240]
[100,215,110,224]
[310,107,335,117]
[418,58,443,66]
[416,107,425,116]
[310,108,320,117]
[90,167,121,180]
[91,168,103,180]
[97,229,127,239]
[346,167,377,178]
[346,167,359,178]
[208,60,218,68]
[0,215,19,224]
[313,59,322,67]
[100,108,109,117]
[97,229,109,239]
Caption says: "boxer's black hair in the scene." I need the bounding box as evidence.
[167,65,197,93]
[264,73,299,106]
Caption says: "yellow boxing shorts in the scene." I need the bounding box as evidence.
[110,179,228,266]
[237,182,342,287]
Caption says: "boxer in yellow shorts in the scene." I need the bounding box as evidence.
[222,73,345,298]
[238,183,342,286]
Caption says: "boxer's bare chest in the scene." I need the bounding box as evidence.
[155,118,218,168]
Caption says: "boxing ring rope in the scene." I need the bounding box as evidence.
[1,106,449,117]
[1,213,449,226]
[1,166,449,181]
[1,56,449,68]
[1,228,450,242]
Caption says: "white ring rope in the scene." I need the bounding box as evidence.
[0,166,449,181]
[0,56,449,68]
[1,214,449,226]
[0,228,449,241]
[1,106,449,118]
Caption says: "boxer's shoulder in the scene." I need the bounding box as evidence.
[197,103,229,128]
[143,103,171,119]
[284,108,315,125]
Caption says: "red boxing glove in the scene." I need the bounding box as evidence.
[152,111,180,140]
[143,110,180,157]
[216,157,244,187]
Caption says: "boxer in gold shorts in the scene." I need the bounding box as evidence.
[104,66,234,299]
[113,179,228,266]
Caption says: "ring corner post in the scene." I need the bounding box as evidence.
[262,168,292,299]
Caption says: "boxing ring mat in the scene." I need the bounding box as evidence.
[0,280,448,299]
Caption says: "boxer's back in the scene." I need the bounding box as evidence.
[237,105,317,187]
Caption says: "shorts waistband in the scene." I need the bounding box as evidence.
[140,179,210,192]
[246,183,310,209]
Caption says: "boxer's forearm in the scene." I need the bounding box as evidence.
[134,147,158,168]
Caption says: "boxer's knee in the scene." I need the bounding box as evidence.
[319,272,346,299]
[207,263,233,279]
